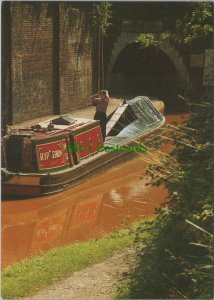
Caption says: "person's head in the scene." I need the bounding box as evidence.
[99,90,109,99]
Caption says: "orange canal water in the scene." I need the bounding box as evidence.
[1,114,189,269]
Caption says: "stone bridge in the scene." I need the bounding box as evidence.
[106,20,192,105]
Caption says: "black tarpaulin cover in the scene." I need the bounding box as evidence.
[105,96,164,146]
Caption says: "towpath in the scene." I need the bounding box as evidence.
[9,97,164,130]
[23,247,138,300]
[9,98,123,130]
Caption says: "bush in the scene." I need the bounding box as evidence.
[118,97,213,299]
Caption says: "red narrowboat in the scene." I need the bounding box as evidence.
[1,96,165,198]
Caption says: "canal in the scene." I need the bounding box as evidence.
[1,114,188,270]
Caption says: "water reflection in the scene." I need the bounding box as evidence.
[110,189,123,205]
[2,114,188,270]
[2,154,167,270]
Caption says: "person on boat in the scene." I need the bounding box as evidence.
[91,90,110,142]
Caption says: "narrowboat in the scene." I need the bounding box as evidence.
[1,96,165,198]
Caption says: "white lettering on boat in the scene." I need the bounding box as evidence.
[39,150,63,161]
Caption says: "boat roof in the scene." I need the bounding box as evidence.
[105,96,165,146]
[12,116,97,140]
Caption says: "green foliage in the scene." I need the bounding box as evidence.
[91,2,112,36]
[117,96,214,299]
[174,2,214,44]
[135,33,155,48]
[136,2,213,47]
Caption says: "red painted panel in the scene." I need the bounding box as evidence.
[75,126,103,159]
[36,139,70,171]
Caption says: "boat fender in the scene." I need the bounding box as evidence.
[1,168,14,181]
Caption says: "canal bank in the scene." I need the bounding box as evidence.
[7,98,123,131]
[2,222,147,299]
[7,97,164,131]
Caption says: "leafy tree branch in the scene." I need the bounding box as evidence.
[136,2,214,47]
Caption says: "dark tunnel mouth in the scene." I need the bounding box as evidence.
[110,43,184,112]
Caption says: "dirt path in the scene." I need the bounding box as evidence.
[23,247,138,300]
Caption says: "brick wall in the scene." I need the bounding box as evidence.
[2,2,12,131]
[5,2,96,125]
[59,3,94,113]
[11,3,54,123]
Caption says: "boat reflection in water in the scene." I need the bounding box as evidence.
[2,153,168,270]
[2,114,189,270]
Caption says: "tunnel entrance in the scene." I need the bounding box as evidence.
[110,43,181,112]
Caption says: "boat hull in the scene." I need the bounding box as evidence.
[2,123,164,198]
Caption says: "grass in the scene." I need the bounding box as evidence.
[2,223,147,299]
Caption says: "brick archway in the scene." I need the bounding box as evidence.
[106,32,191,92]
